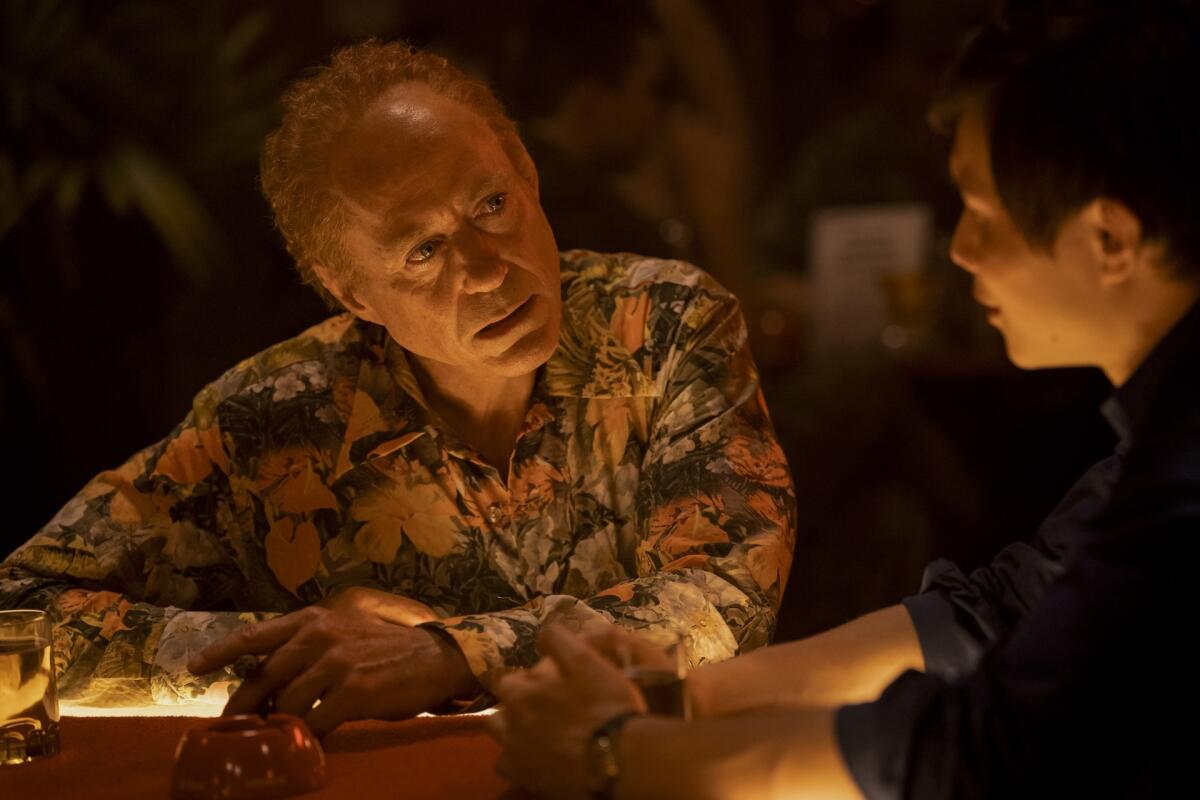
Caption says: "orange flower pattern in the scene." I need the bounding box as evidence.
[0,251,796,706]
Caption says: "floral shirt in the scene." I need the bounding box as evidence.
[0,251,795,708]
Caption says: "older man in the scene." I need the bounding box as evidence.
[0,42,794,732]
[493,1,1199,797]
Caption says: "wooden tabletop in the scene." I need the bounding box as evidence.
[0,714,527,799]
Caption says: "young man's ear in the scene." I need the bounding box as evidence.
[311,263,383,325]
[1085,198,1144,287]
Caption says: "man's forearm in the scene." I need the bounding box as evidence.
[617,709,860,800]
[688,604,923,717]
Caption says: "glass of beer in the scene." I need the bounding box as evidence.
[1,610,61,765]
[619,629,690,719]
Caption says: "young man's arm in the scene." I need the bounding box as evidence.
[618,711,860,800]
[689,449,1127,718]
[492,625,862,800]
[687,604,923,716]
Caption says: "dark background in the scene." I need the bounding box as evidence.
[0,0,1113,641]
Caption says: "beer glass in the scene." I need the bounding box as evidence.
[1,610,61,765]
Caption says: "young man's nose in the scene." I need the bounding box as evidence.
[949,215,981,274]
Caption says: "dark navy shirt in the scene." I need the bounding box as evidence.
[837,300,1200,797]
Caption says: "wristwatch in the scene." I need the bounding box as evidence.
[584,711,642,800]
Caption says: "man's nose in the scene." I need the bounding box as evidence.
[456,232,508,294]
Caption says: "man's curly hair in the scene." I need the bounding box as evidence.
[260,41,527,307]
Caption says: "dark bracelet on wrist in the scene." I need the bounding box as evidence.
[584,710,643,800]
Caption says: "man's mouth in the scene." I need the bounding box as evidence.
[475,295,537,340]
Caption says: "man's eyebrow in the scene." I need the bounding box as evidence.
[472,173,508,197]
[375,172,511,252]
[377,219,423,253]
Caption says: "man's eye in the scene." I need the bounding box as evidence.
[408,240,440,263]
[483,193,507,214]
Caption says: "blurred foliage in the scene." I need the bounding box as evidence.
[0,0,287,282]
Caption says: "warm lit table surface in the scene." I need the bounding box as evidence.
[0,714,528,799]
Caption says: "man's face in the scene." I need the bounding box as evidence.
[948,100,1111,370]
[327,84,561,380]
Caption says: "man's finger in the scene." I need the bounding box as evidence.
[274,666,330,718]
[188,611,313,674]
[303,690,353,739]
[494,668,534,702]
[495,752,515,782]
[537,624,617,681]
[581,626,635,668]
[221,640,312,716]
[484,708,507,742]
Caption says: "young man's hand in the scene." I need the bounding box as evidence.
[490,626,645,800]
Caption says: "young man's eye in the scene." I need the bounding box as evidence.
[408,239,440,263]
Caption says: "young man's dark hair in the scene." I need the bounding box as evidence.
[930,0,1200,276]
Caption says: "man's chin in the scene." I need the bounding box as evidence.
[475,325,559,377]
[1002,339,1072,372]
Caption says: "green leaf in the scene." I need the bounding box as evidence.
[110,145,217,284]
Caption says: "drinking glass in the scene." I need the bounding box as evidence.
[1,610,61,765]
[618,628,690,719]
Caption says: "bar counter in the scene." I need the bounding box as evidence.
[0,713,526,799]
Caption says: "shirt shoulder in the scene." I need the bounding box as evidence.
[190,314,377,429]
[558,249,732,303]
[546,251,742,398]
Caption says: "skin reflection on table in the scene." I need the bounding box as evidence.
[0,712,529,799]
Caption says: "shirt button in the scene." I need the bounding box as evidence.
[487,505,503,524]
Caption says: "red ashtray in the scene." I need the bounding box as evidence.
[171,714,326,799]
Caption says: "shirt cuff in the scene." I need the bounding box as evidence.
[417,622,495,714]
[422,611,538,690]
[835,670,942,800]
[901,590,983,680]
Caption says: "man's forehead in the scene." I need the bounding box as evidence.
[339,84,495,161]
[367,83,464,130]
[328,84,509,210]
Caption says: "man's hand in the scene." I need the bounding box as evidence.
[489,626,645,800]
[580,624,682,674]
[316,586,440,626]
[187,606,477,737]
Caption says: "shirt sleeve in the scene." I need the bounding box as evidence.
[903,453,1122,679]
[426,291,797,689]
[836,442,1190,798]
[0,409,268,709]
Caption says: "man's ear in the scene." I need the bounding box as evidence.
[311,262,383,324]
[1084,198,1144,287]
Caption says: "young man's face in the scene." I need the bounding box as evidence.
[948,100,1112,370]
[326,84,562,381]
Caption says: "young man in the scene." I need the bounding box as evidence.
[491,2,1199,796]
[0,42,795,733]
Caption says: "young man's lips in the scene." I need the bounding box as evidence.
[475,296,537,340]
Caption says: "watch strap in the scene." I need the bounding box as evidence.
[586,710,643,800]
